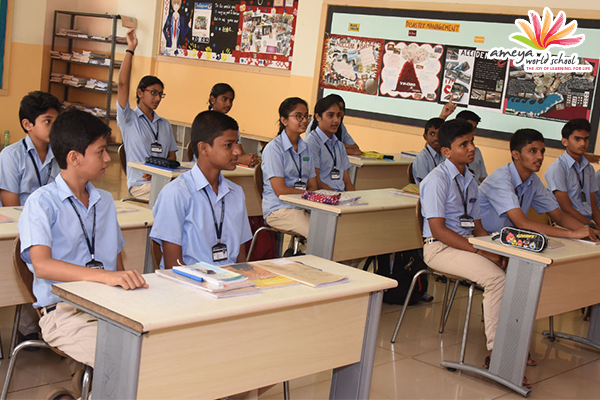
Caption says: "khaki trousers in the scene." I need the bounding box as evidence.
[130,182,151,201]
[424,241,505,351]
[266,208,310,238]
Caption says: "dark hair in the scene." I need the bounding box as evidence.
[327,94,345,110]
[136,75,164,104]
[19,91,62,133]
[510,128,545,153]
[208,83,235,110]
[438,119,474,149]
[456,110,481,123]
[424,117,444,134]
[190,110,239,157]
[50,108,111,169]
[309,96,341,132]
[277,97,308,135]
[561,118,591,139]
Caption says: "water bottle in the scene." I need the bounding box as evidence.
[3,130,9,150]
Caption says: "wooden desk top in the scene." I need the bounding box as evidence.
[128,162,255,179]
[280,188,418,215]
[469,236,600,267]
[348,153,414,167]
[52,255,396,333]
[0,201,153,239]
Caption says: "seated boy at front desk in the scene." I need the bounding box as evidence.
[479,128,600,242]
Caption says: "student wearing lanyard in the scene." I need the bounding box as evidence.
[18,110,147,399]
[325,94,362,156]
[545,119,600,228]
[151,110,253,268]
[261,97,317,238]
[117,29,178,201]
[0,91,61,206]
[305,96,355,192]
[480,128,600,242]
[412,117,445,184]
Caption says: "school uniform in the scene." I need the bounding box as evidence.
[0,135,59,204]
[545,152,599,220]
[305,126,351,192]
[466,146,487,183]
[338,122,356,146]
[480,163,558,233]
[116,102,178,198]
[150,164,252,267]
[596,170,600,210]
[412,144,445,184]
[421,161,505,351]
[18,173,125,367]
[261,131,316,237]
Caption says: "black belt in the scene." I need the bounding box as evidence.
[423,237,439,245]
[41,305,57,315]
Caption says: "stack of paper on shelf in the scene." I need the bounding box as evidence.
[50,72,63,82]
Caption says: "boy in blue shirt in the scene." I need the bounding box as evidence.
[412,117,445,184]
[18,109,147,376]
[455,110,487,183]
[545,119,600,228]
[480,128,599,241]
[0,91,61,206]
[150,110,252,269]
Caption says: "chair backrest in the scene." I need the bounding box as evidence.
[118,144,128,177]
[254,162,265,200]
[13,237,37,307]
[416,198,424,236]
[187,142,194,162]
[407,162,416,185]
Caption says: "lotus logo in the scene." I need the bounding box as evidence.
[510,8,584,51]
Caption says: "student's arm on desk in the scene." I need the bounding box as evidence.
[591,192,600,228]
[428,218,506,268]
[270,177,317,195]
[343,170,355,191]
[507,207,600,241]
[344,143,361,156]
[552,190,593,225]
[314,168,334,191]
[0,190,20,207]
[167,151,177,160]
[162,241,182,270]
[237,243,247,263]
[29,245,148,289]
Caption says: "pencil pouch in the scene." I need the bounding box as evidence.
[499,227,548,252]
[301,191,341,205]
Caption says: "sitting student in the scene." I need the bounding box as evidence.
[479,128,600,241]
[117,29,178,201]
[18,109,147,398]
[412,117,445,184]
[420,119,531,385]
[545,119,600,228]
[262,97,317,238]
[150,110,252,269]
[326,94,362,156]
[208,83,259,167]
[0,91,61,206]
[305,96,355,192]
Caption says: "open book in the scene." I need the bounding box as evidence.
[257,259,349,288]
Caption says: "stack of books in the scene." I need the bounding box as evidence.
[393,183,420,198]
[50,72,63,83]
[62,75,87,87]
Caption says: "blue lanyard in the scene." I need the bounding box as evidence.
[202,188,225,243]
[67,199,97,261]
[22,139,52,187]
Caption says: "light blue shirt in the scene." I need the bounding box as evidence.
[261,131,316,219]
[0,135,59,205]
[18,174,125,308]
[480,163,558,233]
[117,102,178,189]
[421,160,480,237]
[466,146,487,184]
[413,144,445,184]
[339,122,356,145]
[305,127,351,192]
[150,164,252,267]
[545,152,599,219]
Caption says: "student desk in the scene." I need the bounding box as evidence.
[128,162,262,216]
[348,154,412,190]
[0,201,155,310]
[52,255,397,400]
[279,189,421,261]
[441,236,600,397]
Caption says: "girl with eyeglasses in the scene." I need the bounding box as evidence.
[117,29,178,201]
[260,97,317,238]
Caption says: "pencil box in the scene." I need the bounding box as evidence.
[499,227,548,252]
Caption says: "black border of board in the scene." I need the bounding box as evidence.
[319,5,600,151]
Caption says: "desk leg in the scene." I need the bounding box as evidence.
[148,174,171,209]
[541,303,600,351]
[93,319,143,400]
[441,257,545,397]
[330,291,383,400]
[144,227,154,273]
[305,210,338,260]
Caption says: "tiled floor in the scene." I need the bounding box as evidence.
[1,148,598,399]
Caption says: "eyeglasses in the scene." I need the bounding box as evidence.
[144,89,166,99]
[289,113,312,122]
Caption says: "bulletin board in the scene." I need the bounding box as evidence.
[318,5,600,150]
[0,0,13,94]
[158,0,298,70]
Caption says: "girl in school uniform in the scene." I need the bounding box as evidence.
[208,83,259,167]
[261,97,317,238]
[327,94,362,156]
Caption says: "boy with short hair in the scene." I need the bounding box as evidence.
[412,117,445,184]
[0,91,62,206]
[455,110,488,183]
[545,119,600,228]
[150,110,252,269]
[18,109,147,373]
[480,128,600,241]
